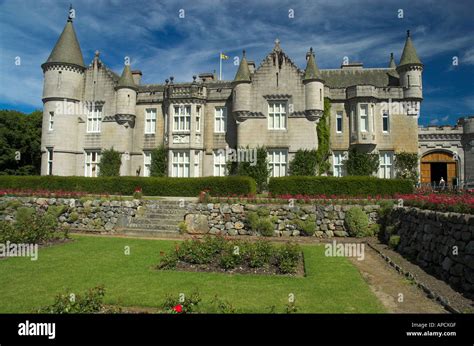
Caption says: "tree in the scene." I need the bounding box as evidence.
[0,109,42,175]
[150,145,168,177]
[234,146,271,193]
[98,147,121,176]
[315,98,331,175]
[394,152,418,184]
[289,149,317,176]
[344,147,379,176]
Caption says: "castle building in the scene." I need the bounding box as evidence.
[41,11,425,180]
[418,117,474,187]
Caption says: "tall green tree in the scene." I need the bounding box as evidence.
[315,98,331,175]
[234,146,271,193]
[289,149,317,176]
[344,147,379,176]
[98,147,121,177]
[150,145,168,177]
[0,109,42,175]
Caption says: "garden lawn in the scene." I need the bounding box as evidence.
[0,235,385,313]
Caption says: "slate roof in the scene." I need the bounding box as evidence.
[44,21,85,68]
[303,49,322,81]
[399,31,422,66]
[319,68,400,88]
[117,65,137,89]
[234,54,251,82]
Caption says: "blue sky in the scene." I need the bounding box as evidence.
[0,0,473,125]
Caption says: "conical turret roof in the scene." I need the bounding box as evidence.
[303,48,322,81]
[388,53,397,68]
[399,30,422,66]
[117,64,137,90]
[44,19,85,68]
[234,51,251,82]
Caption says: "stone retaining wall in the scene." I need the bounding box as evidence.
[389,207,474,296]
[184,202,379,237]
[0,196,144,232]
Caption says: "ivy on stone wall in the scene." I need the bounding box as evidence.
[150,145,168,177]
[315,98,331,175]
[98,147,121,177]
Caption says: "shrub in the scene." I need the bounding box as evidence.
[37,286,118,313]
[343,147,379,176]
[344,207,369,237]
[0,176,257,197]
[162,291,201,313]
[98,147,122,177]
[276,242,301,274]
[211,295,236,313]
[268,176,413,196]
[293,217,316,236]
[247,211,274,236]
[244,240,273,268]
[389,235,401,249]
[150,145,168,177]
[177,221,187,234]
[157,251,178,270]
[394,152,419,184]
[68,212,79,222]
[234,146,271,193]
[289,149,317,176]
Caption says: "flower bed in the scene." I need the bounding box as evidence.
[395,193,474,214]
[157,236,304,276]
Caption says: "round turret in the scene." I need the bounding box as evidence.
[303,48,324,121]
[397,30,423,100]
[115,64,137,120]
[232,50,251,119]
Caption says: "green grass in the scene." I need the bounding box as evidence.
[0,235,385,313]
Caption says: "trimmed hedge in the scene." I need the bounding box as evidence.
[0,176,256,197]
[268,176,413,197]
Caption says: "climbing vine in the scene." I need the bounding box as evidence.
[315,98,331,175]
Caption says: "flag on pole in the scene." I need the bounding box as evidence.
[219,52,230,80]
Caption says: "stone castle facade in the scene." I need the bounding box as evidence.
[41,11,429,180]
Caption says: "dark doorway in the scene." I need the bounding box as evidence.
[430,162,447,185]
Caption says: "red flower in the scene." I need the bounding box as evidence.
[173,304,183,313]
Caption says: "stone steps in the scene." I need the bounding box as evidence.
[117,228,181,238]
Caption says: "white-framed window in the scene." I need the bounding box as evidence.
[145,108,157,134]
[268,101,287,130]
[86,104,102,133]
[47,147,53,175]
[85,150,101,177]
[171,151,190,177]
[196,106,201,132]
[333,151,345,177]
[382,111,390,133]
[336,111,343,133]
[173,105,191,132]
[214,107,226,133]
[48,112,54,131]
[143,151,151,177]
[268,149,287,177]
[359,104,368,132]
[213,150,226,176]
[379,151,393,179]
[194,151,200,177]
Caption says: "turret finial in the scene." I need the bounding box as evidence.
[242,49,246,58]
[68,4,74,22]
[407,30,410,37]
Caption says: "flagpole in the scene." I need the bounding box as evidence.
[219,52,222,80]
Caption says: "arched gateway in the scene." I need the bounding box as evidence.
[420,151,457,186]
